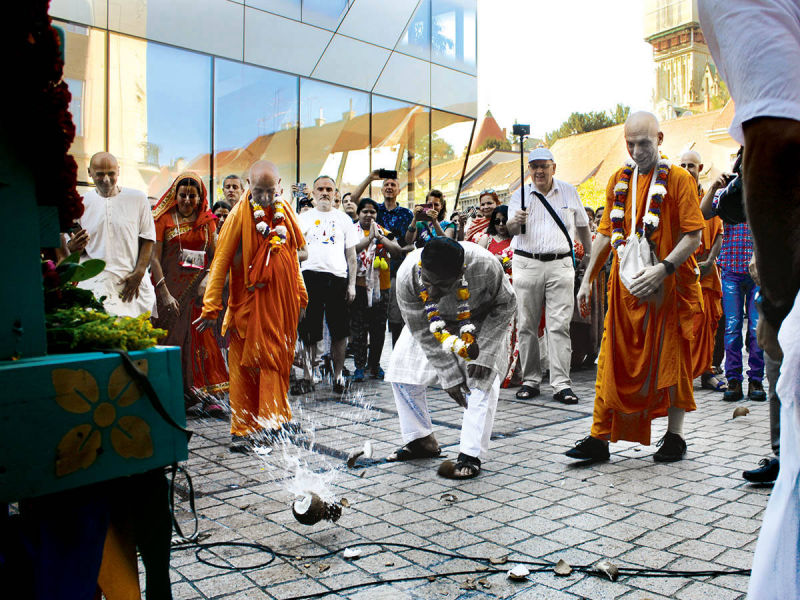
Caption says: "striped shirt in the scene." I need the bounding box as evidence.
[507,179,589,254]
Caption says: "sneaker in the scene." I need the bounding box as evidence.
[370,366,385,380]
[565,436,610,462]
[723,379,743,402]
[743,457,779,483]
[748,379,767,401]
[653,432,687,462]
[351,368,366,383]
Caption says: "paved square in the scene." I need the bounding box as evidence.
[168,357,773,600]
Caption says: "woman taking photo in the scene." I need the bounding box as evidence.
[151,173,229,417]
[464,189,500,244]
[405,189,457,247]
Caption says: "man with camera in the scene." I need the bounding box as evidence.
[351,169,414,346]
[507,147,592,405]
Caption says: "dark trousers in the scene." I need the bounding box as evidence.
[350,287,389,371]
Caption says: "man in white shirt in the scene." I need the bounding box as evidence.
[76,152,156,317]
[507,148,592,404]
[297,175,358,394]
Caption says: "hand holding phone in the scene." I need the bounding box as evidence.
[377,168,398,180]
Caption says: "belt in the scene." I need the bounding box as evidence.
[515,250,571,262]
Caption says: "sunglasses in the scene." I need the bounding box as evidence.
[493,219,507,225]
[481,188,496,195]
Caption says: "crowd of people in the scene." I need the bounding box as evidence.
[64,125,775,483]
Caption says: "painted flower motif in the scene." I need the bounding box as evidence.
[52,360,153,477]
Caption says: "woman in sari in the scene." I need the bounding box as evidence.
[151,173,229,417]
[480,205,520,387]
[464,189,500,244]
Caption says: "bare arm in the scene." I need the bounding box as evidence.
[297,245,308,262]
[121,238,154,303]
[700,174,732,219]
[346,246,357,302]
[507,210,527,236]
[699,231,723,279]
[351,170,381,204]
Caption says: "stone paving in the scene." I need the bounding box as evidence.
[166,355,775,600]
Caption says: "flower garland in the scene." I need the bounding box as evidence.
[250,196,288,253]
[610,156,670,250]
[418,264,479,361]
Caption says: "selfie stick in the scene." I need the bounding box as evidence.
[513,124,530,234]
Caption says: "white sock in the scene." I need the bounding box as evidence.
[667,407,685,437]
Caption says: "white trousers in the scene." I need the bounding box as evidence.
[512,254,574,391]
[391,376,500,459]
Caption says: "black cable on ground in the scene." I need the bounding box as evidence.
[170,538,751,599]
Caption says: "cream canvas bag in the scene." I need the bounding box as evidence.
[618,167,658,293]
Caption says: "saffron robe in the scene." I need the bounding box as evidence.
[691,203,724,378]
[591,164,704,445]
[201,194,307,435]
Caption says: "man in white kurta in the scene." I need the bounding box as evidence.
[77,152,156,317]
[386,238,516,478]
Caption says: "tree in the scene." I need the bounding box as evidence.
[545,104,631,146]
[477,137,511,152]
[398,133,455,174]
[577,177,606,210]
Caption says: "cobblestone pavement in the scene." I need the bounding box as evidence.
[167,355,774,600]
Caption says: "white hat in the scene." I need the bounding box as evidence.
[528,147,554,162]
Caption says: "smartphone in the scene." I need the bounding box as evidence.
[415,203,433,221]
[292,183,308,200]
[377,168,398,180]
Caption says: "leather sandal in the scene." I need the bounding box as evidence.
[515,385,540,400]
[386,438,442,462]
[437,453,481,479]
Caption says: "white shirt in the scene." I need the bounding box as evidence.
[80,187,156,278]
[507,179,589,254]
[298,207,357,278]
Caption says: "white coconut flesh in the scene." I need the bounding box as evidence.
[507,565,530,580]
[363,441,373,459]
[294,494,312,514]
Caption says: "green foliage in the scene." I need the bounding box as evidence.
[577,177,607,210]
[708,79,730,111]
[477,137,512,152]
[46,308,166,353]
[399,133,455,174]
[545,104,630,146]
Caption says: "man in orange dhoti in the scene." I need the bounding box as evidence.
[679,150,725,391]
[195,161,307,452]
[567,112,704,463]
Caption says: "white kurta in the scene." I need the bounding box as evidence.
[78,187,156,317]
[747,289,800,600]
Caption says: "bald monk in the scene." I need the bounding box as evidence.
[568,112,704,463]
[195,161,307,452]
[679,150,725,391]
[73,152,156,317]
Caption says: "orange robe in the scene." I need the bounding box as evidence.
[201,194,307,436]
[691,206,723,378]
[590,164,704,445]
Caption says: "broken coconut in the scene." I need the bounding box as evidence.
[346,441,374,469]
[292,493,342,526]
[554,559,572,576]
[593,560,620,582]
[507,565,530,581]
[342,547,362,559]
[733,406,750,418]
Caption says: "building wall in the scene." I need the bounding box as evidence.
[51,0,477,207]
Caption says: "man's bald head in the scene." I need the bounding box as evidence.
[247,160,281,206]
[88,152,119,197]
[624,111,663,174]
[679,150,703,184]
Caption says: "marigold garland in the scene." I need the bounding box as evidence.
[610,156,670,252]
[250,196,288,254]
[418,264,479,360]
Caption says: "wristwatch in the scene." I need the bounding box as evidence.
[659,259,675,275]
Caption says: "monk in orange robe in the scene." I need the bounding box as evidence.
[679,150,725,390]
[195,161,307,451]
[568,112,704,463]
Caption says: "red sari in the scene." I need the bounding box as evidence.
[152,173,229,399]
[465,216,490,243]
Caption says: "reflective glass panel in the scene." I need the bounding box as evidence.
[214,59,299,204]
[245,0,301,21]
[109,35,212,198]
[371,95,430,207]
[432,0,476,74]
[298,79,370,197]
[430,110,475,208]
[396,0,431,61]
[302,0,350,30]
[57,21,106,180]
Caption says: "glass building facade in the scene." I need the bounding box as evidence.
[52,0,477,207]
